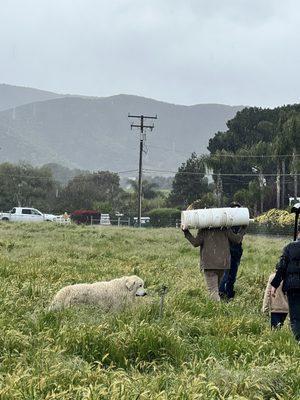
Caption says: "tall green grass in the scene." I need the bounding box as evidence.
[0,223,299,399]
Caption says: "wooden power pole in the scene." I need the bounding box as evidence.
[128,114,157,227]
[282,159,286,208]
[216,172,223,207]
[276,162,281,209]
[293,149,298,201]
[258,169,264,213]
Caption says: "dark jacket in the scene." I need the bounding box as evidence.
[271,239,300,292]
[184,227,246,270]
[230,226,244,261]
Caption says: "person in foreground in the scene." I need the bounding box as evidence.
[181,223,246,301]
[271,229,300,340]
[262,269,288,329]
[219,202,246,300]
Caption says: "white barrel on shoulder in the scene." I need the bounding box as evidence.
[181,207,250,229]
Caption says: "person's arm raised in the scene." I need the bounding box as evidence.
[182,225,204,247]
[227,226,247,244]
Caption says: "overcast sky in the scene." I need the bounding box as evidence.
[1,0,300,107]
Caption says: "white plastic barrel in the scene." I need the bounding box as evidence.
[181,207,250,229]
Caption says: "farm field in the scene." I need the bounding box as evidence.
[0,223,300,399]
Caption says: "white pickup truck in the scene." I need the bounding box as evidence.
[0,207,58,222]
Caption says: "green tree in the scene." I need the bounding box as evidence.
[205,104,300,208]
[127,179,160,200]
[167,153,209,208]
[57,171,121,212]
[0,162,57,212]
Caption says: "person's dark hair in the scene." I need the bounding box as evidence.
[230,202,241,208]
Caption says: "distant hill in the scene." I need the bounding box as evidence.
[0,85,243,173]
[0,84,63,111]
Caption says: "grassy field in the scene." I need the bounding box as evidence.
[0,223,299,399]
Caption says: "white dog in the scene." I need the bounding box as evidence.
[49,275,146,312]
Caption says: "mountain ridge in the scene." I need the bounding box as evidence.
[0,83,65,111]
[0,84,244,173]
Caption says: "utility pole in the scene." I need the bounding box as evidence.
[128,114,157,227]
[282,159,286,208]
[276,162,281,209]
[259,170,264,213]
[216,172,223,207]
[293,149,298,201]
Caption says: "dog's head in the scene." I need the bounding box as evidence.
[125,275,147,296]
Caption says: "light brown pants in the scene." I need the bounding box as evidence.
[203,269,227,301]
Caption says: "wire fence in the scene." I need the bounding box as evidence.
[85,217,132,227]
[51,216,295,236]
[75,217,181,228]
[246,222,293,237]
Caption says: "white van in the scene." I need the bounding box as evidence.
[133,217,150,226]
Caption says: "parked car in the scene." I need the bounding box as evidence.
[0,207,58,222]
[133,217,150,227]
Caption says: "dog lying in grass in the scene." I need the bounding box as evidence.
[49,275,146,312]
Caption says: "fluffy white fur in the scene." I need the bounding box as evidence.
[49,275,146,312]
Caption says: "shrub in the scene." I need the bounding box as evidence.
[255,209,294,226]
[248,208,294,236]
[70,210,100,224]
[148,208,181,227]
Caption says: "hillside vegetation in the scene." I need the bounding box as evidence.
[0,84,63,112]
[0,84,242,171]
[206,105,300,211]
[0,223,299,398]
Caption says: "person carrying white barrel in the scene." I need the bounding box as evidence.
[181,205,247,301]
[219,202,247,300]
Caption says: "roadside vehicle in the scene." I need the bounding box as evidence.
[133,217,150,227]
[0,207,58,222]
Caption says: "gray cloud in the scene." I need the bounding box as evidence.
[0,0,299,106]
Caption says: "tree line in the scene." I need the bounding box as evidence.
[0,162,169,217]
[167,104,300,214]
[1,103,299,217]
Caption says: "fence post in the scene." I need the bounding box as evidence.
[91,216,93,226]
[159,285,168,319]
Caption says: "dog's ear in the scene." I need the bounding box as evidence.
[125,278,135,291]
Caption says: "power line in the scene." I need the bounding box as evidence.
[0,169,139,181]
[145,144,300,159]
[115,169,139,174]
[207,153,300,158]
[1,168,298,180]
[143,168,300,177]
